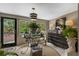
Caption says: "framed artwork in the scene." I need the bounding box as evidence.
[55,17,66,29]
[55,17,66,34]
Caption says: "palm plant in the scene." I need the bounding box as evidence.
[63,27,77,38]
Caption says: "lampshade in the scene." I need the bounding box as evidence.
[66,19,76,27]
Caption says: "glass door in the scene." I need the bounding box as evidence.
[1,17,17,47]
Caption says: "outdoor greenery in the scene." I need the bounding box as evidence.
[4,19,15,33]
[63,27,77,38]
[39,23,46,31]
[19,20,29,33]
[19,20,46,33]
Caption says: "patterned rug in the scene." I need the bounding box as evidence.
[2,44,60,56]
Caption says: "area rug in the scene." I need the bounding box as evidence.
[3,44,60,56]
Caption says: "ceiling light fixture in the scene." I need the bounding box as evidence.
[30,8,37,21]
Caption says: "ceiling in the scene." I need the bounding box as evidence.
[0,3,78,20]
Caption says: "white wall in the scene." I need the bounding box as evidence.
[0,3,78,20]
[49,11,78,31]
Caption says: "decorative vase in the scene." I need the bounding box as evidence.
[66,37,77,56]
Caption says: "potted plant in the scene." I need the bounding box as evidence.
[63,27,77,55]
[0,50,4,56]
[0,50,18,56]
[29,22,40,33]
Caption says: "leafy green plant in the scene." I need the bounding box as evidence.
[63,27,77,38]
[29,22,40,29]
[28,22,40,34]
[0,50,5,56]
[0,50,18,56]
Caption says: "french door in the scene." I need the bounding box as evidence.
[1,17,17,48]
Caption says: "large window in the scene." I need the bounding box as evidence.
[19,20,29,37]
[1,17,17,47]
[37,22,47,33]
[3,18,16,44]
[19,20,47,36]
[39,23,46,31]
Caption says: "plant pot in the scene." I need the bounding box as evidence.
[66,37,77,56]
